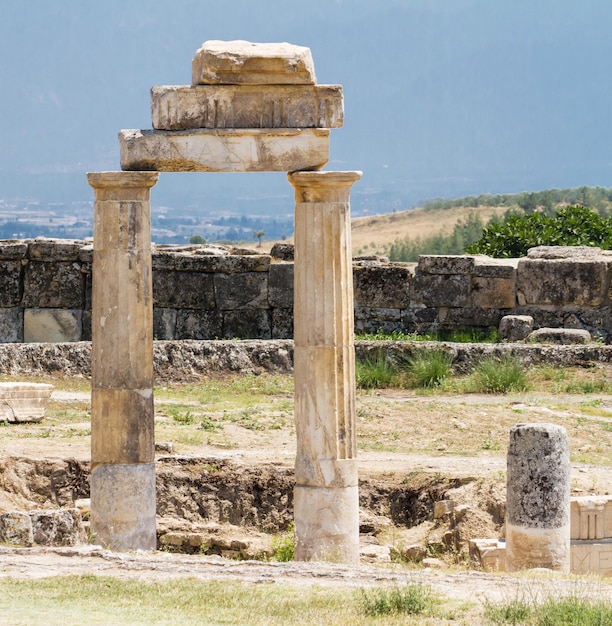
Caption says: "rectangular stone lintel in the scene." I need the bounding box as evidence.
[151,85,343,130]
[119,128,329,173]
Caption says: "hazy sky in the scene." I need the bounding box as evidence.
[1,0,611,212]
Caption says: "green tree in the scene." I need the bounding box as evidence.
[253,230,265,247]
[466,205,612,258]
[189,234,206,244]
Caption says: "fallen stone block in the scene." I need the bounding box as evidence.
[192,40,316,85]
[30,509,86,546]
[119,128,329,173]
[151,84,343,130]
[0,382,53,423]
[0,512,33,546]
[499,315,534,342]
[527,328,592,344]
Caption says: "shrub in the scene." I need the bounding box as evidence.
[355,351,399,389]
[471,356,527,393]
[404,350,454,388]
[359,583,438,617]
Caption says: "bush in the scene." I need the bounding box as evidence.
[359,583,438,617]
[404,350,454,388]
[470,356,527,393]
[356,352,399,389]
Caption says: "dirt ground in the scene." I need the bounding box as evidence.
[1,382,612,615]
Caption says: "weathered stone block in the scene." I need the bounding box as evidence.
[175,309,223,340]
[571,541,612,576]
[0,307,23,342]
[471,276,516,309]
[411,273,470,307]
[0,512,33,546]
[270,243,294,261]
[353,264,411,308]
[119,128,329,173]
[517,258,608,306]
[354,307,402,335]
[269,263,293,308]
[28,240,82,261]
[498,315,534,342]
[417,255,475,275]
[192,40,316,85]
[571,497,612,540]
[29,509,85,546]
[24,309,82,342]
[152,84,343,130]
[153,308,177,340]
[23,261,84,308]
[174,253,270,273]
[0,260,22,307]
[153,270,216,309]
[272,308,293,339]
[527,328,592,344]
[223,309,271,339]
[528,245,603,259]
[0,382,53,422]
[473,256,518,278]
[215,272,268,310]
[442,307,504,328]
[0,241,27,260]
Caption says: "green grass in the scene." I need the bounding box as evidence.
[403,349,454,388]
[0,575,465,625]
[359,582,440,617]
[356,328,498,343]
[484,590,612,625]
[469,355,528,394]
[356,351,400,389]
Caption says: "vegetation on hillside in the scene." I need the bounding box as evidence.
[388,186,612,261]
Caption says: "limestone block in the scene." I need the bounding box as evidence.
[0,307,23,342]
[516,258,607,306]
[28,240,82,261]
[571,497,612,540]
[417,255,475,275]
[119,128,329,173]
[571,541,612,576]
[152,84,343,130]
[354,307,402,335]
[0,512,33,546]
[222,309,271,340]
[270,243,294,261]
[0,241,27,260]
[527,328,592,345]
[499,315,534,342]
[269,263,294,308]
[174,253,270,274]
[0,260,22,307]
[353,265,411,308]
[215,272,268,310]
[0,382,53,423]
[472,256,518,278]
[175,309,223,340]
[91,388,154,465]
[411,273,470,307]
[192,40,316,85]
[528,245,603,259]
[90,462,157,551]
[469,539,506,572]
[153,307,177,340]
[29,509,85,546]
[471,276,516,309]
[23,261,84,308]
[272,308,293,339]
[153,270,216,309]
[24,309,82,343]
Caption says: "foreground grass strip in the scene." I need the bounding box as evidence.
[356,351,399,389]
[0,575,465,625]
[403,349,453,388]
[359,582,441,617]
[470,355,528,394]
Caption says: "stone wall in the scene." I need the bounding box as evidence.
[2,240,612,343]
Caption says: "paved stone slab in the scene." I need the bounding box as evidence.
[192,40,316,85]
[119,128,329,173]
[152,85,343,130]
[0,382,53,423]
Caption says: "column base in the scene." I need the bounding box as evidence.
[505,522,571,572]
[91,462,156,551]
[294,484,359,565]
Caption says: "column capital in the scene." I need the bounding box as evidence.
[288,170,362,203]
[87,171,159,201]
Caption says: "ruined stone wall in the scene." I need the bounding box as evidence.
[1,240,611,343]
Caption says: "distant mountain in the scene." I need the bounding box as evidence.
[1,0,611,217]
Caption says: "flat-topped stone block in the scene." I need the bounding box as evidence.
[527,327,592,344]
[0,382,53,423]
[151,84,343,130]
[119,128,329,173]
[192,40,316,85]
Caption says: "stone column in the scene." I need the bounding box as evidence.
[505,423,571,572]
[288,170,362,564]
[87,171,159,551]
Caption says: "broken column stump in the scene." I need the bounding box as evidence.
[506,423,571,572]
